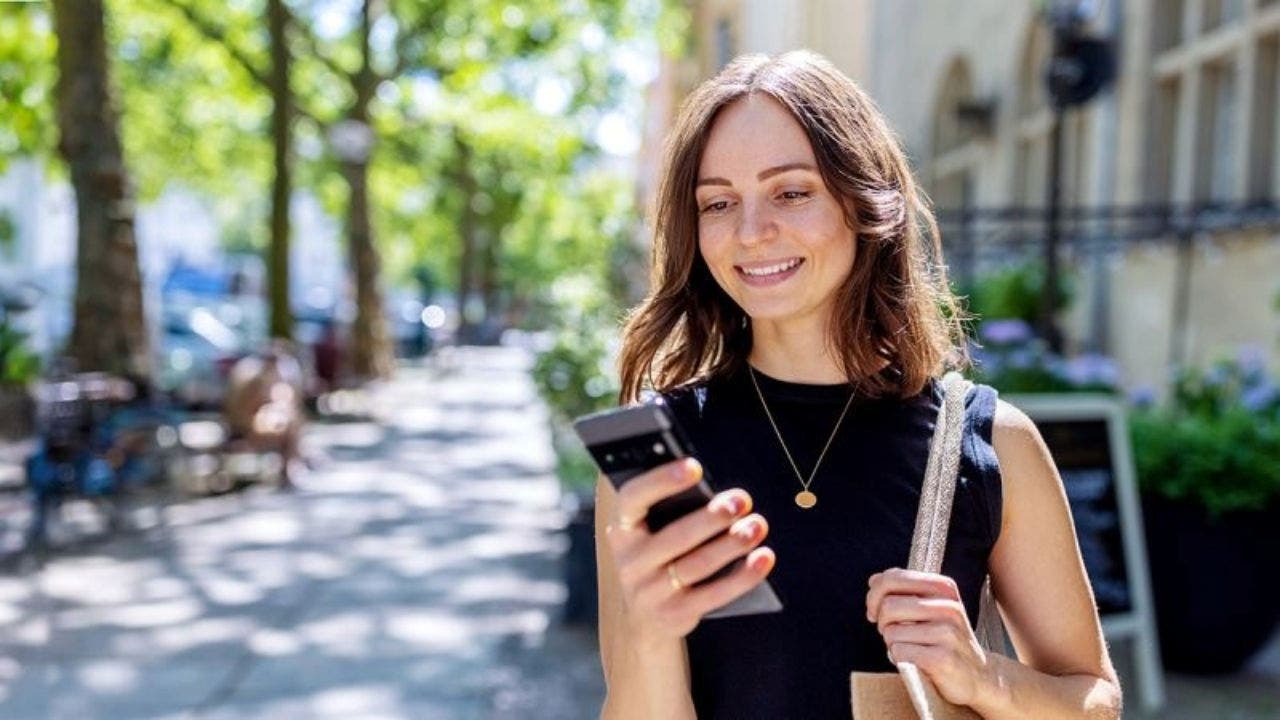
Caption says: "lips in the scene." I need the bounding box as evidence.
[735,257,804,286]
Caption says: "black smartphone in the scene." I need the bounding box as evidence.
[573,399,782,619]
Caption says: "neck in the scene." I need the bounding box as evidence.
[747,314,847,384]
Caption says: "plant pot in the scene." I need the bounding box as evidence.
[1141,493,1280,674]
[0,386,33,439]
[562,491,598,626]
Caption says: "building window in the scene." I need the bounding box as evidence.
[1148,77,1181,204]
[1249,34,1278,199]
[1153,0,1186,53]
[1201,0,1244,33]
[1149,0,1277,205]
[1195,59,1238,201]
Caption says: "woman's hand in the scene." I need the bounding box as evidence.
[866,568,994,709]
[603,457,776,643]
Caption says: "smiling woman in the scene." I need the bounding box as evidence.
[595,51,1122,720]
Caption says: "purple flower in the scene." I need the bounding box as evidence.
[1128,385,1157,408]
[1241,383,1278,413]
[1062,353,1120,388]
[979,319,1034,346]
[1006,348,1037,370]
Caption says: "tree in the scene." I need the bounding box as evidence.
[162,0,639,377]
[266,0,292,340]
[50,0,150,379]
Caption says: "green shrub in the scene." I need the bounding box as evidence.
[0,317,39,386]
[1130,357,1280,516]
[530,283,620,493]
[960,262,1074,327]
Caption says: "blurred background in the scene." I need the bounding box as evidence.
[0,0,1277,718]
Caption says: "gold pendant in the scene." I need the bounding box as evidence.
[795,490,817,509]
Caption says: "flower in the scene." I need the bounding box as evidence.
[978,319,1034,346]
[1062,353,1121,388]
[1241,383,1278,413]
[1128,385,1157,408]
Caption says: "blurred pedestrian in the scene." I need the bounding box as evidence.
[224,341,305,488]
[595,51,1122,718]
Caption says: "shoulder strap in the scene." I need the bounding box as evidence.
[907,372,972,574]
[905,372,1008,656]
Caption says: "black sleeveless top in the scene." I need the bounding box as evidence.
[661,366,1003,720]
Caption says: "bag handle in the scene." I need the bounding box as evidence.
[893,373,1006,719]
[908,372,972,575]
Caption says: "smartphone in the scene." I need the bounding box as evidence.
[573,399,783,619]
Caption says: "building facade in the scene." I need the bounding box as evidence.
[663,0,1280,391]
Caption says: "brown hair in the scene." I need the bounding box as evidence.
[618,50,968,403]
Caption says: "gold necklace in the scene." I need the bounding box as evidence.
[748,366,856,509]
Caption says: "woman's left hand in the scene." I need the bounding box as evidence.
[865,567,994,708]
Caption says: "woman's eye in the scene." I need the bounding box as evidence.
[779,190,812,202]
[700,200,731,214]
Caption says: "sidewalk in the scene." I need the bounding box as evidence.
[0,347,605,719]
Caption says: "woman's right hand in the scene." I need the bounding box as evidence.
[602,457,775,642]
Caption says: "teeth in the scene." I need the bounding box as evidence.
[741,258,801,277]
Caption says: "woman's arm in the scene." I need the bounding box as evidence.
[975,400,1122,719]
[866,400,1122,719]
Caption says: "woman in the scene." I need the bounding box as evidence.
[595,51,1122,719]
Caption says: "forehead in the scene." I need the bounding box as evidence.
[698,93,816,179]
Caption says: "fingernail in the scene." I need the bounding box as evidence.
[710,492,743,516]
[731,517,761,541]
[748,550,772,572]
[674,458,700,481]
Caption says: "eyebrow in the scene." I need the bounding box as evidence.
[695,162,818,188]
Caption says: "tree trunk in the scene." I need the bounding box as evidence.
[481,227,500,332]
[342,0,392,379]
[51,0,150,380]
[342,155,393,379]
[455,136,477,344]
[267,0,292,340]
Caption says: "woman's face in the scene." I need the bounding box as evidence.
[695,93,856,328]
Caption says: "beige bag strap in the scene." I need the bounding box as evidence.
[908,372,972,575]
[893,373,1005,719]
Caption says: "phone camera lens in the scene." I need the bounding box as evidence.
[652,442,665,455]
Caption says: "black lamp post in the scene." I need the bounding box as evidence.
[1041,0,1114,353]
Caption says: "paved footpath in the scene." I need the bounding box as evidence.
[0,347,606,719]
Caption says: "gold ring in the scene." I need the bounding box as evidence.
[667,562,686,591]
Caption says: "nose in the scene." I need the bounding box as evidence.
[737,200,776,248]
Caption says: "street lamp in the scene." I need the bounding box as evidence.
[1040,0,1114,353]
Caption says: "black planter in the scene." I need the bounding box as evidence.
[1141,493,1280,674]
[563,493,598,625]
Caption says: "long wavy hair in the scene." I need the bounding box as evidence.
[618,50,967,404]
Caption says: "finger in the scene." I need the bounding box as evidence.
[614,458,703,530]
[866,568,961,622]
[881,619,963,649]
[875,596,968,636]
[668,513,768,585]
[887,642,949,674]
[630,490,752,575]
[684,546,776,614]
